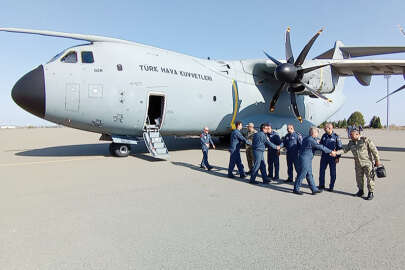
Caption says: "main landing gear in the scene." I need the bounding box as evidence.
[109,143,131,157]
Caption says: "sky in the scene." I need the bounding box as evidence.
[0,0,404,126]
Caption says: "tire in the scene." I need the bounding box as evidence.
[109,143,131,157]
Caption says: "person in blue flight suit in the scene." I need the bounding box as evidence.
[250,123,280,184]
[200,126,215,170]
[318,123,342,192]
[282,124,303,183]
[266,124,282,180]
[293,127,337,195]
[228,121,251,178]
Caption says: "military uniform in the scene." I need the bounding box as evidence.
[228,129,251,178]
[200,132,214,169]
[245,129,257,172]
[267,130,282,179]
[337,136,380,194]
[294,136,332,194]
[282,131,302,181]
[250,131,278,184]
[319,132,342,190]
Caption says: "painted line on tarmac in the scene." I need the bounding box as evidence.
[0,157,105,167]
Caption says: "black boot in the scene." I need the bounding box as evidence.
[366,192,374,200]
[354,189,364,197]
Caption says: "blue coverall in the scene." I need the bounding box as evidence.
[228,129,250,177]
[283,131,303,181]
[294,136,332,192]
[267,131,282,179]
[200,132,214,169]
[319,132,342,189]
[250,131,278,183]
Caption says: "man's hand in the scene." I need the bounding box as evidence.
[212,145,216,149]
[276,146,281,150]
[335,158,340,164]
[206,143,210,148]
[375,161,381,167]
[330,151,337,157]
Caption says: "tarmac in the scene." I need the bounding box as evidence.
[0,127,404,270]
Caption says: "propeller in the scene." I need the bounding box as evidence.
[264,27,331,122]
[376,84,405,103]
[399,25,405,36]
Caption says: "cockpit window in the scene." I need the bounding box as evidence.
[81,51,94,63]
[61,51,78,63]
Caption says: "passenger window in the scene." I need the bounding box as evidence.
[61,51,77,63]
[81,51,94,64]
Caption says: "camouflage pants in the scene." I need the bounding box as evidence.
[355,164,375,192]
[246,147,255,171]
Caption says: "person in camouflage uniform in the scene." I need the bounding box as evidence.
[336,129,380,200]
[245,123,257,174]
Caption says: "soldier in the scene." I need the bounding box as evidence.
[245,123,257,174]
[293,127,336,195]
[228,121,251,178]
[282,124,302,183]
[267,124,282,180]
[318,123,342,192]
[336,129,380,200]
[200,127,215,170]
[250,123,280,184]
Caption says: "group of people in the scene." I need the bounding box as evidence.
[200,121,381,200]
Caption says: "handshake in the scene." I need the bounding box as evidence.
[329,150,337,157]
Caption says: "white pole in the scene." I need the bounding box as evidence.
[384,75,391,130]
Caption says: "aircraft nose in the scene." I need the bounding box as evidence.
[11,65,46,118]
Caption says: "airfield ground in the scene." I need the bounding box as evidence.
[0,127,404,269]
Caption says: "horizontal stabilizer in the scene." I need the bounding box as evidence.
[316,46,405,59]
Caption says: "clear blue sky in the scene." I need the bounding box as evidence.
[1,0,404,126]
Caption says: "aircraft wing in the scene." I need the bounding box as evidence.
[331,60,405,76]
[0,27,135,44]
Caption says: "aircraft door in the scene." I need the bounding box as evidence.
[65,83,80,112]
[145,93,166,129]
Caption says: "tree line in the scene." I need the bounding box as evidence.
[319,111,383,129]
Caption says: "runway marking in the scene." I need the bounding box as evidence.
[0,156,105,167]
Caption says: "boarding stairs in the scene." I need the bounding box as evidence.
[143,126,169,159]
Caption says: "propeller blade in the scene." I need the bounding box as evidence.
[301,64,330,74]
[399,25,405,36]
[289,90,303,123]
[264,51,282,66]
[285,27,294,64]
[295,28,324,67]
[269,83,286,112]
[301,82,332,102]
[376,84,405,103]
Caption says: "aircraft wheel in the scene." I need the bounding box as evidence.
[109,143,131,157]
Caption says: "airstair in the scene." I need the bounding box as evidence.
[143,126,169,159]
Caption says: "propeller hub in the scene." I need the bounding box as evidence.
[274,63,298,83]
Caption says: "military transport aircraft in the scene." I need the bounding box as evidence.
[1,27,405,158]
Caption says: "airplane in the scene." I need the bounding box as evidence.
[1,27,405,158]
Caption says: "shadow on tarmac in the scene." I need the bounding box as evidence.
[15,136,204,157]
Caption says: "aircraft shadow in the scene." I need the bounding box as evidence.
[15,136,203,158]
[15,143,111,157]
